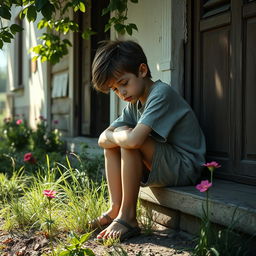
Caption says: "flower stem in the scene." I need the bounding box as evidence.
[206,190,209,219]
[48,198,54,255]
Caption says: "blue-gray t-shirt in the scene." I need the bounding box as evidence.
[111,80,206,169]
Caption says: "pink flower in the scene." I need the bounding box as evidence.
[39,115,44,120]
[16,119,23,125]
[203,161,221,172]
[43,190,57,199]
[53,120,59,125]
[196,180,212,192]
[23,152,36,164]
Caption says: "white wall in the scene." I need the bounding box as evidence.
[110,0,183,121]
[7,8,48,128]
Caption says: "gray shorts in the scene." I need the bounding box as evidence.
[141,142,200,187]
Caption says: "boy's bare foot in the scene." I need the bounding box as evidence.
[89,209,119,230]
[96,218,140,241]
[89,213,113,230]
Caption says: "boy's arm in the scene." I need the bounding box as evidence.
[105,123,152,149]
[98,126,119,148]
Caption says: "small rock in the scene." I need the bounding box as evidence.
[40,238,48,247]
[34,243,41,250]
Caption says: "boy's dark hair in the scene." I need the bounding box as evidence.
[92,40,152,93]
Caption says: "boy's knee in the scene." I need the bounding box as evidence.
[104,147,120,156]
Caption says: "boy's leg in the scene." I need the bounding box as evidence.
[96,147,122,224]
[98,137,156,239]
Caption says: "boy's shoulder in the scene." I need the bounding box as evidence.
[149,80,180,100]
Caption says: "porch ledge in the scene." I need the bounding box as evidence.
[64,136,103,156]
[139,179,256,235]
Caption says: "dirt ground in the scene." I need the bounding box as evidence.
[0,224,195,256]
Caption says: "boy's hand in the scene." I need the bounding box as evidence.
[106,123,152,149]
[98,127,119,149]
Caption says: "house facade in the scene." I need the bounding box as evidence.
[6,0,256,188]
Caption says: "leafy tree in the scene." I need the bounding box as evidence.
[0,0,138,64]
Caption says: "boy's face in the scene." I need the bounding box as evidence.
[108,64,148,104]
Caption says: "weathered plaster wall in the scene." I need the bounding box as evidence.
[110,0,186,121]
[7,8,48,129]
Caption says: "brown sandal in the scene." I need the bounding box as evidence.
[89,213,113,231]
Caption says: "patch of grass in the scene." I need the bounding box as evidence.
[137,200,154,235]
[0,155,108,235]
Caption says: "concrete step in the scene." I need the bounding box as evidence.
[64,136,103,156]
[139,179,256,235]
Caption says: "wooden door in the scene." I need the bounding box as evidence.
[191,0,256,184]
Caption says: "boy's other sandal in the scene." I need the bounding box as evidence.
[89,213,113,231]
[96,218,141,242]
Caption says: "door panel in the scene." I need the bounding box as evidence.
[201,27,230,157]
[192,0,256,184]
[244,18,256,161]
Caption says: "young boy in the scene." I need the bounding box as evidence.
[91,40,206,241]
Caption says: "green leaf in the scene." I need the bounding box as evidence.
[65,244,76,250]
[79,1,86,12]
[57,250,70,256]
[41,55,48,62]
[19,7,28,20]
[37,19,46,29]
[10,24,23,34]
[79,233,91,244]
[3,31,14,39]
[41,3,55,20]
[104,23,111,32]
[210,247,220,256]
[0,6,11,20]
[63,39,72,46]
[82,28,96,40]
[83,248,96,256]
[35,0,48,11]
[32,56,38,62]
[114,23,125,34]
[129,23,138,31]
[0,40,3,49]
[2,36,11,43]
[27,5,37,22]
[126,25,132,35]
[130,0,138,3]
[115,0,127,13]
[32,45,42,54]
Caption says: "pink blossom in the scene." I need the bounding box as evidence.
[203,161,221,168]
[53,120,59,125]
[39,115,44,120]
[43,190,57,199]
[16,119,23,125]
[23,152,36,164]
[203,161,221,172]
[196,180,212,192]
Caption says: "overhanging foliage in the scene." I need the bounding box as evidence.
[0,0,138,64]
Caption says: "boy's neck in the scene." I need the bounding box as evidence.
[139,78,154,105]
